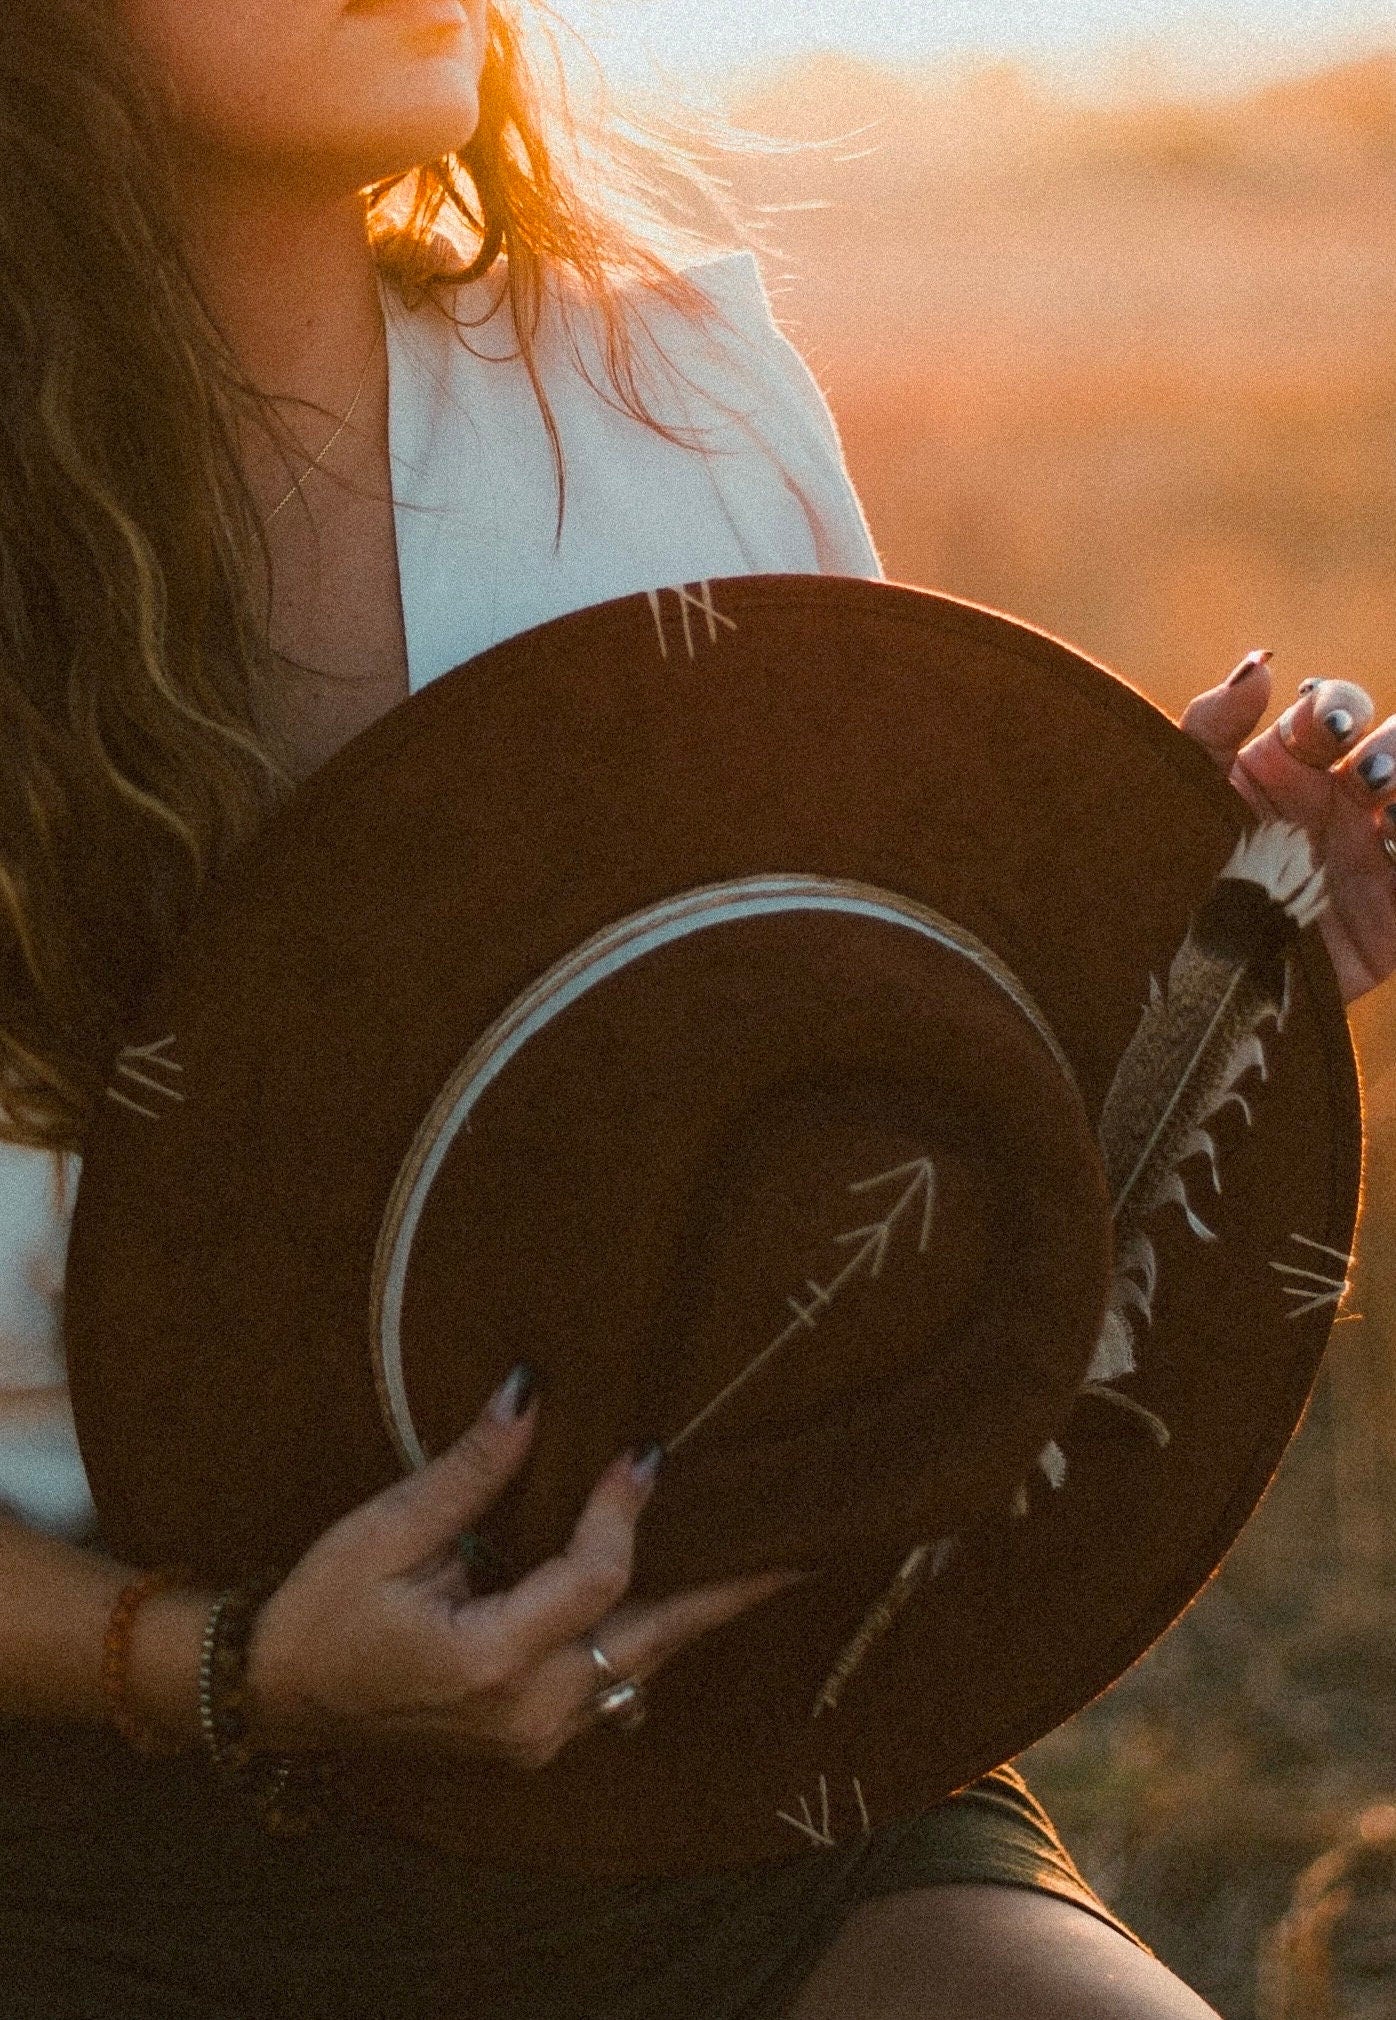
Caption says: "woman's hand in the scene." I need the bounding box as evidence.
[244,1367,789,1773]
[1180,654,1396,1004]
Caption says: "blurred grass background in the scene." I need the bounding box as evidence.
[725,50,1396,2019]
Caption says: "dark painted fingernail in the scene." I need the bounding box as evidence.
[1297,677,1320,696]
[1227,650,1273,687]
[629,1441,666,1490]
[1386,804,1396,829]
[489,1363,537,1423]
[1359,752,1396,790]
[1323,709,1356,741]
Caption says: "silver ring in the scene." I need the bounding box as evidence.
[587,1642,647,1730]
[1382,832,1396,870]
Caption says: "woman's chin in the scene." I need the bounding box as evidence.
[351,93,482,179]
[201,96,483,199]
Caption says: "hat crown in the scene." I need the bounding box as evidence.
[373,874,1111,1585]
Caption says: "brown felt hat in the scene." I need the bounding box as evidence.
[65,577,1362,1877]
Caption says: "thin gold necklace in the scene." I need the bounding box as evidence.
[262,327,382,527]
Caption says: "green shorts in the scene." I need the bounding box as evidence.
[0,1723,1142,2019]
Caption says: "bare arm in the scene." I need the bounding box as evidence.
[0,1373,789,1773]
[0,1150,214,1744]
[0,1172,199,1747]
[0,1500,211,1747]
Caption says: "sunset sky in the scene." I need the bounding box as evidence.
[582,0,1396,91]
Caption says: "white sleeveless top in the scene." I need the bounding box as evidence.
[0,251,881,1540]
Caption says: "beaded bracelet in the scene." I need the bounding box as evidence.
[100,1565,193,1757]
[198,1575,335,1837]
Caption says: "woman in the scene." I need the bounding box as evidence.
[1,2,1392,2014]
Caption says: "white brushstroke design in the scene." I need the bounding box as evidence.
[105,1036,184,1123]
[776,1773,870,1847]
[645,580,737,662]
[777,1774,836,1848]
[1271,1232,1356,1321]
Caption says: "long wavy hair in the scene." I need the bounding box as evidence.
[0,0,729,1153]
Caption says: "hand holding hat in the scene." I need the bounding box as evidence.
[244,1364,793,1772]
[1181,654,1396,1003]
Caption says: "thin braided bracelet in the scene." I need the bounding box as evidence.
[198,1576,335,1837]
[101,1565,192,1757]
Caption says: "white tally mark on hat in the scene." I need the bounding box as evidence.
[1271,1233,1356,1321]
[777,1773,872,1847]
[105,1036,184,1122]
[645,580,737,663]
[666,1155,936,1456]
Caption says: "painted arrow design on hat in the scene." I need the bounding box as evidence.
[839,1158,939,1275]
[666,1155,937,1456]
